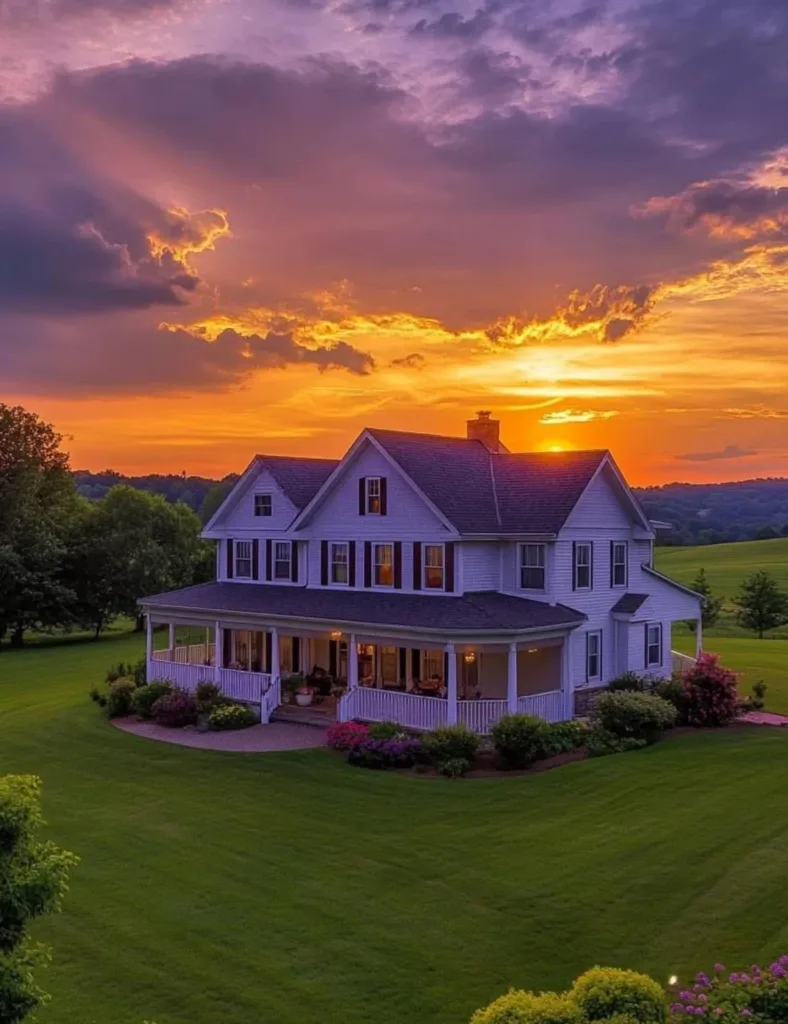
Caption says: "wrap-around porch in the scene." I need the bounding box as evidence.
[145,618,573,734]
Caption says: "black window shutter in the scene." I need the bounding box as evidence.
[252,539,259,581]
[320,541,329,586]
[291,542,299,583]
[349,541,356,587]
[394,541,402,589]
[358,478,366,515]
[589,541,594,589]
[329,641,337,678]
[398,647,406,681]
[609,541,614,588]
[380,477,388,515]
[265,539,272,581]
[644,623,649,668]
[292,636,301,673]
[264,632,272,674]
[411,648,420,680]
[585,632,589,681]
[445,542,455,593]
[226,539,234,579]
[363,541,372,588]
[572,541,577,590]
[223,628,232,668]
[443,650,449,682]
[599,629,603,678]
[412,542,422,590]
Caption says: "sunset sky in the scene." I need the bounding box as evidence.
[3,0,788,484]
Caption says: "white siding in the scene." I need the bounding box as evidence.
[213,468,298,533]
[563,465,633,534]
[461,542,500,593]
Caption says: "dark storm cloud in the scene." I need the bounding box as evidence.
[644,180,788,239]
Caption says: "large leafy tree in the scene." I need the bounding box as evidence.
[735,570,788,639]
[0,775,77,1023]
[0,405,77,646]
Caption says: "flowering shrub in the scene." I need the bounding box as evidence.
[131,681,173,719]
[151,689,198,728]
[669,957,788,1022]
[346,737,423,769]
[680,654,739,727]
[326,721,370,750]
[591,691,677,745]
[471,989,583,1024]
[571,967,667,1023]
[209,704,258,730]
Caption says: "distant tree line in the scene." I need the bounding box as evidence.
[0,404,214,647]
[73,468,238,524]
[691,566,788,639]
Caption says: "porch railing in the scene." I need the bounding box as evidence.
[457,699,508,734]
[518,690,563,723]
[671,650,697,673]
[146,657,272,707]
[152,643,216,665]
[339,688,449,731]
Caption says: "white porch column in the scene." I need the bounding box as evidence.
[561,636,574,720]
[507,642,518,713]
[695,619,703,660]
[214,620,223,683]
[270,627,279,679]
[145,614,153,665]
[348,633,358,689]
[168,622,176,654]
[446,643,458,724]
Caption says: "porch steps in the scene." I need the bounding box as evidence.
[270,705,334,730]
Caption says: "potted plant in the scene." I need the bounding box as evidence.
[280,672,304,704]
[295,684,314,707]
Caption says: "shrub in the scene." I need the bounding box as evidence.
[131,681,173,719]
[586,729,647,758]
[607,672,649,692]
[131,658,147,687]
[591,691,676,745]
[539,720,589,756]
[106,680,136,718]
[88,685,107,708]
[471,989,583,1024]
[650,677,688,723]
[346,737,423,770]
[668,957,788,1023]
[490,714,549,769]
[751,679,767,710]
[438,757,471,778]
[326,721,370,750]
[422,724,480,764]
[571,967,667,1024]
[151,689,197,728]
[209,704,258,730]
[195,680,223,715]
[368,720,409,740]
[105,662,129,684]
[680,653,739,727]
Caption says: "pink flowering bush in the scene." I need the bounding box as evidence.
[326,721,370,750]
[681,654,740,727]
[669,957,788,1021]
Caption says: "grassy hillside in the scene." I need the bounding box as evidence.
[657,537,788,600]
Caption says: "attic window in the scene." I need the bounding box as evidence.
[366,477,382,515]
[254,494,272,517]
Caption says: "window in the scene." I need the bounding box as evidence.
[254,494,272,517]
[274,541,292,580]
[423,544,444,589]
[646,623,662,667]
[574,542,592,590]
[611,541,628,587]
[235,540,253,578]
[520,543,546,590]
[331,542,349,585]
[366,477,382,515]
[374,543,394,586]
[586,630,602,681]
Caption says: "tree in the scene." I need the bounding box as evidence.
[735,570,788,638]
[0,405,78,647]
[689,568,723,630]
[199,477,236,525]
[0,775,77,1022]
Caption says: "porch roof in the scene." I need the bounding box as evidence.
[141,582,585,635]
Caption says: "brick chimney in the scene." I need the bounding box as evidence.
[467,410,505,452]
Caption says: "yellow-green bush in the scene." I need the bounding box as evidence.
[570,967,667,1023]
[471,989,583,1024]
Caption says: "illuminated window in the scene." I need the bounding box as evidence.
[423,544,444,589]
[374,543,394,587]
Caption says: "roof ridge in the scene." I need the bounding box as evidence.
[488,451,502,529]
[255,454,340,464]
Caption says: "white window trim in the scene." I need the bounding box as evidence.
[366,476,382,516]
[423,542,445,591]
[273,540,292,581]
[646,622,663,667]
[586,630,602,682]
[519,542,546,592]
[253,493,273,517]
[330,541,350,587]
[575,542,593,591]
[235,540,253,579]
[373,541,395,588]
[612,541,628,588]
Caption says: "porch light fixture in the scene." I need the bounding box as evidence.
[330,631,342,639]
[527,648,538,653]
[463,652,476,663]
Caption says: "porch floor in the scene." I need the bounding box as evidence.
[271,702,337,729]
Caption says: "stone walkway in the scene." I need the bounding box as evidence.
[112,717,328,752]
[740,711,788,727]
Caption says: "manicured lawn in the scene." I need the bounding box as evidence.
[3,632,788,1024]
[657,537,788,600]
[673,632,788,714]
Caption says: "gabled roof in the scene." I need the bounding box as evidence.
[255,455,339,510]
[611,593,649,615]
[367,429,608,535]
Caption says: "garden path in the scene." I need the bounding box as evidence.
[112,717,328,752]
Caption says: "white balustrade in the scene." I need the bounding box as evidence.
[147,657,270,705]
[351,688,449,731]
[217,668,271,704]
[457,699,508,734]
[261,677,281,724]
[671,650,696,673]
[517,690,564,722]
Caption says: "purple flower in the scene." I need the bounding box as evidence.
[729,974,740,983]
[714,964,725,973]
[741,1010,753,1017]
[671,1003,685,1014]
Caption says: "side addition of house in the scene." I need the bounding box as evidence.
[140,412,702,734]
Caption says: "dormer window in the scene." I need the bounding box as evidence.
[254,494,272,517]
[359,476,387,515]
[366,477,382,515]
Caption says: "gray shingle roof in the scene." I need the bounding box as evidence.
[141,582,585,634]
[255,455,339,510]
[610,593,649,615]
[368,428,607,534]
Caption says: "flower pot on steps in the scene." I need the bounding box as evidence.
[295,690,314,707]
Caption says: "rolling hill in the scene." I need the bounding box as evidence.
[656,537,788,600]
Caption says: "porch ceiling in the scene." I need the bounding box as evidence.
[141,581,585,640]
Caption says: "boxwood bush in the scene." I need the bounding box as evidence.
[471,989,583,1024]
[131,681,173,720]
[591,691,677,745]
[490,714,549,769]
[106,680,136,719]
[422,724,480,764]
[570,967,667,1023]
[209,704,258,730]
